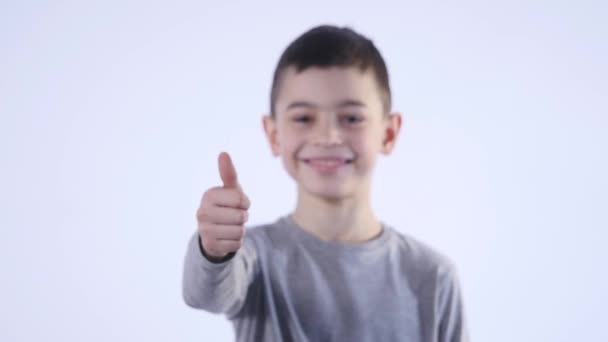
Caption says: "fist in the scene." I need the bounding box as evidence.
[197,152,250,260]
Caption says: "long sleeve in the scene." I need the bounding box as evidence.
[182,231,259,317]
[437,263,470,342]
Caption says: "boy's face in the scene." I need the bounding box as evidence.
[263,66,401,201]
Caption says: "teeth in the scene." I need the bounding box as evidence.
[319,161,339,166]
[308,159,346,166]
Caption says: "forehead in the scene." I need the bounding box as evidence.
[275,66,383,112]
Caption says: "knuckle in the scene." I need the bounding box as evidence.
[236,211,246,225]
[235,191,245,207]
[198,222,211,235]
[242,194,251,209]
[204,238,218,251]
[199,234,211,248]
[202,187,220,204]
[228,240,241,251]
[201,189,212,203]
[196,208,210,222]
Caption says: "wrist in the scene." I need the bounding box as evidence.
[198,236,236,263]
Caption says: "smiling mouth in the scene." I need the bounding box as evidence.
[300,157,354,170]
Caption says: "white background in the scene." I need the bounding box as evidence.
[1,1,606,341]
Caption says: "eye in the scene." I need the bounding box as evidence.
[293,114,313,123]
[340,114,364,124]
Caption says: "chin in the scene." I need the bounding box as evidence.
[301,183,355,202]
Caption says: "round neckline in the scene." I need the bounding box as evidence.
[280,214,392,255]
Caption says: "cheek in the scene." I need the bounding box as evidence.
[351,130,381,152]
[277,129,304,158]
[350,132,383,168]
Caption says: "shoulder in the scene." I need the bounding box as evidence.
[386,227,459,282]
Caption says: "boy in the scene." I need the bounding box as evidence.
[183,25,468,341]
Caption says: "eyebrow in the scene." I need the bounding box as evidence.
[285,99,367,111]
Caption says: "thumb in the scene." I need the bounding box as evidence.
[218,152,240,189]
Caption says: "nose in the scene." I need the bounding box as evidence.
[311,112,342,147]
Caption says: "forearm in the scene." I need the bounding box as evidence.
[182,232,254,315]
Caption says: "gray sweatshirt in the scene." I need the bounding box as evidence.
[182,215,469,342]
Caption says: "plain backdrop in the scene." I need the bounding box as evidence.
[1,1,606,341]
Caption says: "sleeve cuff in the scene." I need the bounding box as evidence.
[198,235,237,264]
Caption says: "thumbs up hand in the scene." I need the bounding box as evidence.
[197,152,250,260]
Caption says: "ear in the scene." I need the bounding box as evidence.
[262,115,281,157]
[381,112,402,155]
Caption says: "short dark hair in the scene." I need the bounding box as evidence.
[269,25,392,116]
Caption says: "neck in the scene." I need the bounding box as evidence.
[291,187,382,244]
